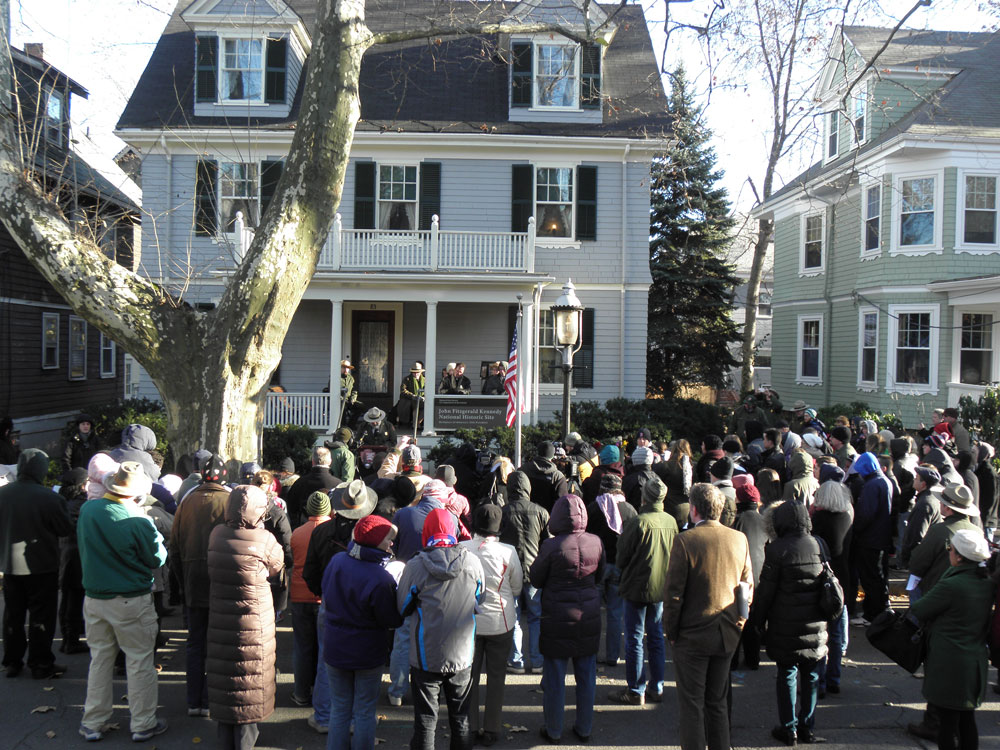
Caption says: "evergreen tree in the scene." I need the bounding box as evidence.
[647,66,740,397]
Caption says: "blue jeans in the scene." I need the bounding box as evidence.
[602,565,624,663]
[510,584,541,669]
[326,664,383,750]
[292,602,320,702]
[387,617,412,701]
[817,608,849,690]
[776,658,819,732]
[184,605,209,710]
[541,654,596,740]
[313,605,330,726]
[623,600,665,696]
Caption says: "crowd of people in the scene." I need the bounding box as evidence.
[1,399,999,750]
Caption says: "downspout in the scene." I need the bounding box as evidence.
[159,133,171,287]
[620,144,630,398]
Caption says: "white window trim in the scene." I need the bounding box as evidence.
[123,353,140,399]
[796,314,823,385]
[886,303,939,395]
[955,169,1000,254]
[537,307,579,394]
[511,36,583,112]
[860,182,881,259]
[45,88,64,147]
[799,211,826,276]
[375,162,420,233]
[99,333,116,378]
[218,159,261,238]
[41,312,59,370]
[891,170,944,256]
[216,33,267,105]
[824,110,840,162]
[851,81,867,147]
[857,307,879,391]
[533,163,578,244]
[68,315,87,381]
[951,307,997,388]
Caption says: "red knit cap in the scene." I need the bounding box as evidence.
[736,484,761,505]
[353,514,393,548]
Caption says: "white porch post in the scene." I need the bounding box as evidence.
[423,301,437,435]
[329,300,343,433]
[521,301,535,426]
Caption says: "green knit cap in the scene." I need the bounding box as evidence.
[306,490,332,517]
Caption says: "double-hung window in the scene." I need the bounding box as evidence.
[195,35,287,105]
[536,44,577,108]
[41,313,59,369]
[378,165,418,230]
[219,162,259,231]
[887,304,939,393]
[222,38,263,101]
[536,167,574,237]
[858,309,878,387]
[45,88,64,146]
[960,174,998,249]
[68,316,87,381]
[895,175,940,253]
[959,313,993,385]
[510,40,601,111]
[515,307,594,388]
[801,213,825,274]
[862,184,881,256]
[100,333,116,378]
[797,315,823,384]
[826,111,839,159]
[851,85,867,145]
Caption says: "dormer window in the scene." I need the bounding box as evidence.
[195,34,287,105]
[511,39,601,111]
[851,85,867,145]
[45,88,64,146]
[222,39,263,101]
[825,110,839,159]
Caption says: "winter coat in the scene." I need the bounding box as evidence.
[442,444,482,502]
[653,456,691,503]
[890,445,918,513]
[61,428,102,473]
[782,451,819,505]
[909,514,979,594]
[283,466,341,523]
[585,495,637,566]
[975,453,999,530]
[460,534,523,636]
[206,488,284,724]
[833,443,858,471]
[899,489,942,568]
[752,502,828,665]
[0,449,73,575]
[581,461,625,505]
[290,515,329,603]
[616,498,678,604]
[810,508,852,590]
[911,563,995,710]
[169,481,231,608]
[620,465,656,512]
[500,471,550,583]
[922,447,963,486]
[852,454,894,551]
[106,424,160,482]
[713,481,738,527]
[733,503,768,587]
[327,442,355,483]
[520,456,569,512]
[302,514,361,597]
[322,541,403,671]
[393,494,452,563]
[529,495,605,658]
[397,543,484,672]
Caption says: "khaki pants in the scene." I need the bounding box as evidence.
[82,594,159,734]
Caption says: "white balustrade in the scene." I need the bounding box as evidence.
[264,392,331,429]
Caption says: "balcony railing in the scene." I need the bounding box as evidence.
[234,213,536,273]
[264,392,330,430]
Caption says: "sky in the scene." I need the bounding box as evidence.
[9,0,995,211]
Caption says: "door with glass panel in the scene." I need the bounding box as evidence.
[351,310,395,411]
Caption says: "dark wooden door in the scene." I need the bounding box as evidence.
[351,310,395,411]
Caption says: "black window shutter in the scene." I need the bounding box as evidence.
[260,160,284,217]
[511,164,533,233]
[572,308,595,388]
[576,165,597,240]
[265,37,287,103]
[419,162,441,230]
[511,43,532,108]
[354,162,376,229]
[195,36,218,103]
[195,159,218,236]
[580,44,601,109]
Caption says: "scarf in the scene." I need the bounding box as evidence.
[596,492,624,535]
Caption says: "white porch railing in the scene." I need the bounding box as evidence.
[265,392,330,430]
[318,214,536,273]
[946,382,995,408]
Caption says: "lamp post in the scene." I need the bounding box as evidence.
[551,279,584,439]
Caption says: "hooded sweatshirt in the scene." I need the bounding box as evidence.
[782,450,819,505]
[853,452,894,550]
[397,508,485,672]
[107,424,160,482]
[0,449,73,575]
[520,455,569,512]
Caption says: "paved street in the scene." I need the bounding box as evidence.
[2,590,998,750]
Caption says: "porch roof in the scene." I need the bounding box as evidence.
[927,274,1000,305]
[301,271,556,303]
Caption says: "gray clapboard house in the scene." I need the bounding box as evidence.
[116,0,667,434]
[756,26,1000,427]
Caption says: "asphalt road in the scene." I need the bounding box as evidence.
[1,601,997,749]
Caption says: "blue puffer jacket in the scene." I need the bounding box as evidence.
[852,453,894,550]
[322,542,403,671]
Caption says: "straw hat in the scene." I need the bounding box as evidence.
[340,359,354,369]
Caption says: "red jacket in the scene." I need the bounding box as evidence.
[290,515,330,603]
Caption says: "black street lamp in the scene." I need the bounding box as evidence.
[551,279,584,439]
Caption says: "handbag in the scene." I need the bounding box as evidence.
[865,609,926,673]
[816,539,844,620]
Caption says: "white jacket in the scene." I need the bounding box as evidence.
[460,534,523,636]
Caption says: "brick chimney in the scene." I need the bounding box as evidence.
[24,43,44,60]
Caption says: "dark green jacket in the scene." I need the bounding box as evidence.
[615,500,678,604]
[911,563,995,710]
[340,372,357,404]
[909,514,977,594]
[78,496,167,599]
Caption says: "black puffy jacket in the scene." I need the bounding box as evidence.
[519,457,569,513]
[752,502,828,664]
[500,471,550,585]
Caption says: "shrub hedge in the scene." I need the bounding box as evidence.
[262,424,318,475]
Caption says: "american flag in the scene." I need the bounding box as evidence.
[504,324,520,428]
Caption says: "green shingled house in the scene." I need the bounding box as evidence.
[755,26,1000,428]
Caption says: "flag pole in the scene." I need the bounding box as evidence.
[514,294,523,468]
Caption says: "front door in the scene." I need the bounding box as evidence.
[351,310,395,412]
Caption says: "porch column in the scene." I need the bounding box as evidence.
[521,302,535,426]
[329,300,343,434]
[423,301,437,435]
